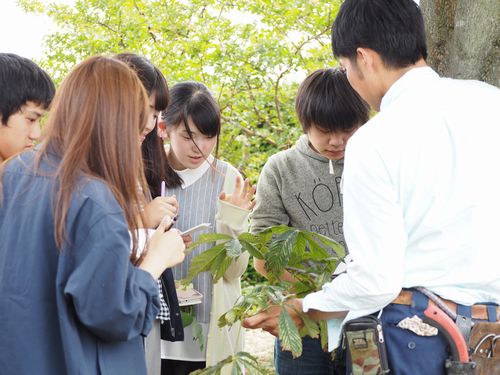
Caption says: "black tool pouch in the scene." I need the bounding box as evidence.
[469,322,500,375]
[342,315,390,375]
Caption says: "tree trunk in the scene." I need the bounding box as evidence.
[421,0,499,87]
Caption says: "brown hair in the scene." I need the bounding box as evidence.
[37,55,149,261]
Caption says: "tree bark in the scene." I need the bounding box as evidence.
[421,0,499,87]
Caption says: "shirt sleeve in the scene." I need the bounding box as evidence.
[303,133,407,346]
[215,163,250,281]
[249,158,290,234]
[62,212,160,341]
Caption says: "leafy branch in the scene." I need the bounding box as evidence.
[182,225,344,371]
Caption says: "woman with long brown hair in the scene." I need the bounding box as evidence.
[0,55,185,374]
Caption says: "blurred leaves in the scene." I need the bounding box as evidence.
[19,0,341,182]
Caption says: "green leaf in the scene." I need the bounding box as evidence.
[233,352,263,374]
[187,233,233,251]
[288,231,307,265]
[212,255,234,283]
[320,320,329,351]
[265,230,298,277]
[180,306,194,327]
[238,232,261,244]
[230,361,243,375]
[182,243,226,283]
[299,313,320,339]
[315,270,334,291]
[270,225,293,235]
[278,308,303,358]
[309,232,346,259]
[192,316,205,351]
[239,238,265,259]
[224,239,243,257]
[220,307,238,326]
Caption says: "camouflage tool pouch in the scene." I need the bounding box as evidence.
[343,315,390,375]
[469,322,500,375]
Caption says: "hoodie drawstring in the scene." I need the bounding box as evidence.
[329,159,334,175]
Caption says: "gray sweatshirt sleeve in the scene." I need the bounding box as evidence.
[250,157,290,234]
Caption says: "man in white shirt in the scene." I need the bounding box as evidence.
[243,0,500,373]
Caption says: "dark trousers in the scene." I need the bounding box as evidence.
[161,359,205,375]
[379,291,449,375]
[275,336,338,375]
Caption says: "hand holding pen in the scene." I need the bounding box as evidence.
[142,181,179,229]
[139,216,185,279]
[161,180,191,245]
[160,180,178,230]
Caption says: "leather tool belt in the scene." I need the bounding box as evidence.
[392,289,499,375]
[392,290,500,322]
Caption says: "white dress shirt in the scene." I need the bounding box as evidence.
[303,67,500,350]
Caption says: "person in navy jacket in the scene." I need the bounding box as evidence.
[0,55,186,375]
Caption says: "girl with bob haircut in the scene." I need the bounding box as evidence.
[156,81,255,375]
[0,55,185,375]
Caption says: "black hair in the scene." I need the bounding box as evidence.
[162,81,220,188]
[295,68,370,133]
[331,0,427,68]
[0,53,55,125]
[114,53,174,197]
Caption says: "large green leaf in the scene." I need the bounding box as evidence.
[238,232,261,244]
[187,233,233,252]
[299,313,321,339]
[239,238,265,259]
[212,255,234,283]
[182,244,226,283]
[278,308,303,358]
[302,232,337,261]
[233,352,262,374]
[288,231,307,266]
[309,232,346,259]
[265,230,298,277]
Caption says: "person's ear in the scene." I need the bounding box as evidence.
[357,47,384,74]
[157,120,169,140]
[356,48,373,70]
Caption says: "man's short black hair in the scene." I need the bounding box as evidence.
[295,68,370,133]
[332,0,427,68]
[0,53,55,125]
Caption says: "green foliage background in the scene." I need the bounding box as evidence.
[20,0,341,182]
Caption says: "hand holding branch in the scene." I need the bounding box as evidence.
[242,299,304,337]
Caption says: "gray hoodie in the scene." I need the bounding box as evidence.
[250,135,346,250]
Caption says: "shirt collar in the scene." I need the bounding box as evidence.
[175,154,215,189]
[380,67,439,111]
